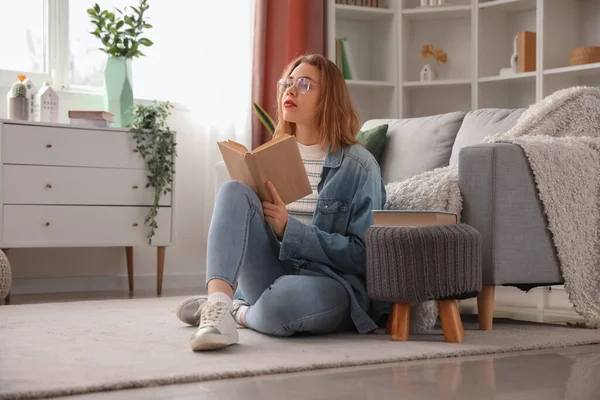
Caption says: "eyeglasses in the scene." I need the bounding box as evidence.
[277,77,318,95]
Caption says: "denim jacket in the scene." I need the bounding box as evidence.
[278,143,387,334]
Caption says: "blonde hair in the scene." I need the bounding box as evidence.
[273,54,360,153]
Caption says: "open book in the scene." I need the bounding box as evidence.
[372,210,457,227]
[217,134,312,205]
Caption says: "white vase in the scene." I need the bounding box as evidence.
[9,97,29,120]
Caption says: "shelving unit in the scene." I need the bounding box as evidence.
[326,0,600,120]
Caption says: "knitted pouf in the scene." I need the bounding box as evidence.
[0,250,11,304]
[365,224,482,343]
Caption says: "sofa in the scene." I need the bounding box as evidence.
[214,108,563,330]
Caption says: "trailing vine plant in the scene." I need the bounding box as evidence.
[129,100,176,243]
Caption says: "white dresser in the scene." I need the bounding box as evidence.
[0,119,174,302]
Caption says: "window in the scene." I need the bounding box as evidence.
[68,0,135,88]
[0,0,255,110]
[0,0,46,74]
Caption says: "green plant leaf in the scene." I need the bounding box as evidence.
[138,38,153,46]
[253,102,276,135]
[87,8,97,16]
[143,23,153,28]
[94,3,100,13]
[116,20,124,29]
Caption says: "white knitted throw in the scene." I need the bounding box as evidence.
[385,86,600,330]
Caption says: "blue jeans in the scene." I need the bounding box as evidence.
[206,181,352,337]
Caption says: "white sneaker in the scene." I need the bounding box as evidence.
[175,295,207,326]
[232,299,250,329]
[190,301,239,351]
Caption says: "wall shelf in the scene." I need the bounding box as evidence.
[544,63,600,77]
[327,0,600,119]
[402,5,471,21]
[404,79,471,87]
[478,0,537,13]
[479,71,536,82]
[335,4,395,20]
[346,79,396,88]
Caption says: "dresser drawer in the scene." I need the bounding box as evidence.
[3,165,171,206]
[2,123,147,169]
[2,205,172,246]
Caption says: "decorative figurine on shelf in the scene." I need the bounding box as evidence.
[499,34,519,77]
[34,82,59,123]
[22,77,38,121]
[420,64,434,81]
[7,74,29,121]
[420,44,448,81]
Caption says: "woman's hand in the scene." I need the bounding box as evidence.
[263,181,288,238]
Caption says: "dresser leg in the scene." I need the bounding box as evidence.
[126,247,134,293]
[157,247,165,297]
[2,249,11,305]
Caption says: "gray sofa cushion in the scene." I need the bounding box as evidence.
[449,108,525,166]
[361,111,465,184]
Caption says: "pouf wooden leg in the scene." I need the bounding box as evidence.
[437,300,464,344]
[477,285,495,330]
[391,302,411,342]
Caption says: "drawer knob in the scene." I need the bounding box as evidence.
[43,222,50,227]
[132,185,139,190]
[45,184,52,189]
[132,149,139,153]
[132,223,139,227]
[45,144,52,148]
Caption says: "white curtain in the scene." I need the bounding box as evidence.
[132,0,255,269]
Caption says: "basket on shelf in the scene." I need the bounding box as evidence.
[0,250,11,302]
[569,46,600,66]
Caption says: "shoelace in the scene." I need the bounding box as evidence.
[194,302,226,328]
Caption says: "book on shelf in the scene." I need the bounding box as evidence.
[372,210,458,227]
[518,31,536,73]
[68,110,114,128]
[335,0,382,7]
[217,134,312,205]
[336,37,358,80]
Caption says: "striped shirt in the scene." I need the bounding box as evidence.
[286,142,327,225]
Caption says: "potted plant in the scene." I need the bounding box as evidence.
[87,0,154,128]
[129,100,176,244]
[7,75,29,121]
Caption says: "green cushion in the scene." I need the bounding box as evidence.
[357,124,388,164]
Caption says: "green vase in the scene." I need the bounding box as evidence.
[103,56,133,128]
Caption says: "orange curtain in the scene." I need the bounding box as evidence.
[252,0,326,149]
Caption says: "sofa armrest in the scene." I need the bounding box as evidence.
[214,161,231,199]
[458,143,562,286]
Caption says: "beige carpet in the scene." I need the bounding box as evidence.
[2,297,600,400]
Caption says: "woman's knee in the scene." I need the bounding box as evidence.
[245,276,350,336]
[215,181,262,212]
[217,180,253,200]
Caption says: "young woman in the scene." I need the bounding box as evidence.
[176,54,387,351]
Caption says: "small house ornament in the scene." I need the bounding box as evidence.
[22,78,37,121]
[34,82,59,123]
[420,64,434,81]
